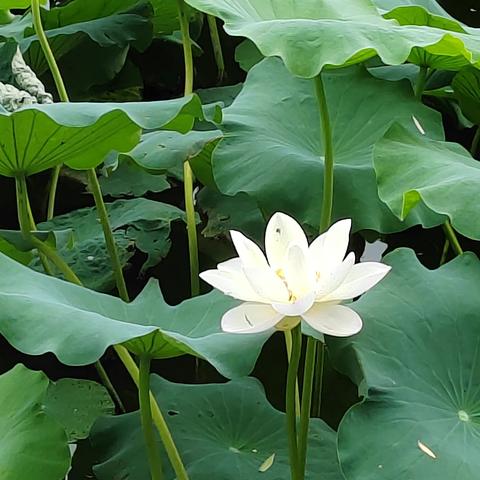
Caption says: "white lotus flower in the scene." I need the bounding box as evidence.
[200,213,391,337]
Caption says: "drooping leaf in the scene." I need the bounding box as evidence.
[374,123,480,239]
[0,364,70,480]
[198,188,265,243]
[126,130,222,180]
[0,95,203,177]
[373,0,452,17]
[99,158,170,198]
[212,58,443,234]
[0,252,267,377]
[23,1,153,53]
[329,249,480,479]
[37,198,185,289]
[452,66,480,124]
[183,0,480,78]
[235,39,263,72]
[91,376,343,480]
[45,379,115,442]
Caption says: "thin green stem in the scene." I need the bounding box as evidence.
[16,175,77,282]
[95,361,126,413]
[139,356,164,480]
[315,74,334,234]
[47,165,61,220]
[415,66,429,99]
[284,330,301,416]
[177,0,200,297]
[286,325,302,480]
[87,169,130,302]
[183,162,200,296]
[114,345,189,480]
[31,0,69,103]
[177,0,194,97]
[298,338,317,476]
[310,72,335,422]
[312,342,325,418]
[442,222,463,256]
[15,175,33,236]
[471,126,480,157]
[439,238,450,266]
[31,0,68,219]
[206,15,225,84]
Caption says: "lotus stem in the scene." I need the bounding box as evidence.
[284,330,301,416]
[286,324,302,480]
[443,222,463,256]
[31,0,69,219]
[298,337,317,476]
[139,356,164,480]
[207,15,226,83]
[114,345,189,480]
[415,66,429,99]
[86,169,130,302]
[177,0,200,297]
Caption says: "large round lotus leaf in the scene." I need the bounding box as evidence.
[91,376,343,480]
[0,95,203,177]
[212,58,443,234]
[328,249,480,479]
[374,122,480,239]
[0,252,267,378]
[183,0,480,78]
[0,364,70,480]
[45,379,114,442]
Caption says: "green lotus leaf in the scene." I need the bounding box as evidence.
[212,58,443,234]
[0,364,70,480]
[0,95,203,177]
[126,130,222,181]
[328,248,480,479]
[198,188,266,243]
[235,39,263,72]
[0,39,17,84]
[183,0,480,78]
[37,198,185,289]
[91,376,343,480]
[99,158,170,198]
[374,122,480,239]
[45,379,115,442]
[21,1,152,52]
[0,228,72,252]
[452,66,480,124]
[0,252,267,377]
[373,0,452,17]
[0,237,32,264]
